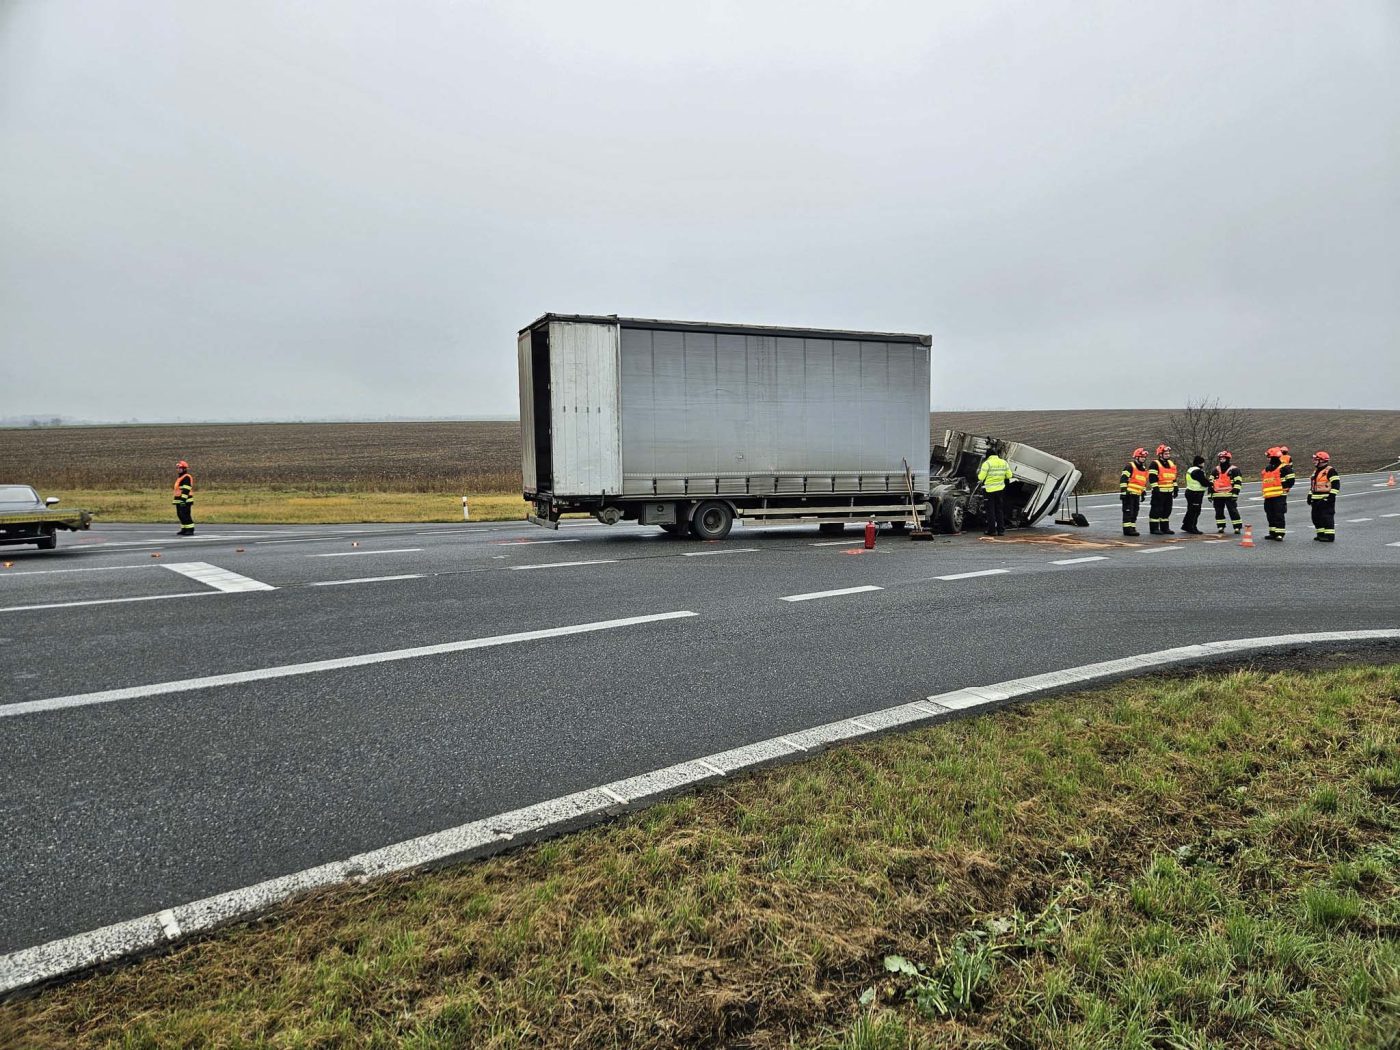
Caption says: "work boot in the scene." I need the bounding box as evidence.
[1217,527,1226,535]
[996,529,1005,536]
[1161,526,1176,535]
[1314,535,1326,542]
[1234,526,1243,534]
[1124,527,1140,537]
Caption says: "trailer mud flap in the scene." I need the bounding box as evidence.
[527,514,561,531]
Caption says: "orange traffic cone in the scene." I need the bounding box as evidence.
[1239,524,1254,548]
[1388,474,1396,488]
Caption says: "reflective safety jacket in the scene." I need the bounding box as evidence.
[1184,465,1209,493]
[977,454,1014,493]
[1281,461,1296,491]
[1211,465,1242,496]
[173,471,194,505]
[1309,467,1340,502]
[1148,458,1178,492]
[1260,466,1285,498]
[1121,462,1149,496]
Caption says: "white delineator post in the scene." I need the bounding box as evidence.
[462,497,470,521]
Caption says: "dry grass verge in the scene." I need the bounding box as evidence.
[4,664,1398,1048]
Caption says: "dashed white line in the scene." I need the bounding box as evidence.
[496,539,582,546]
[0,593,215,614]
[780,584,883,602]
[810,540,858,547]
[681,548,759,557]
[1347,518,1373,523]
[162,562,276,593]
[309,574,425,587]
[309,548,424,558]
[1389,542,1400,548]
[935,569,1010,581]
[1052,556,1108,565]
[1135,546,1182,554]
[1381,513,1400,518]
[0,610,699,719]
[0,563,161,577]
[508,560,617,571]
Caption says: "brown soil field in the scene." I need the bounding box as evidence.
[2,410,1395,496]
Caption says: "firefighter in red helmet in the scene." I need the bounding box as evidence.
[1209,451,1243,534]
[173,460,195,537]
[1308,451,1340,542]
[1146,443,1179,534]
[1119,447,1150,537]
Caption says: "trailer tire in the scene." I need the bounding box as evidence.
[37,528,57,551]
[689,501,733,540]
[938,500,965,534]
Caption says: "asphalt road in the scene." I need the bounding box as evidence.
[1,471,1398,955]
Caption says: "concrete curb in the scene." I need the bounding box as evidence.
[3,627,1397,998]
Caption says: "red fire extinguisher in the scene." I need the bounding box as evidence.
[864,519,877,549]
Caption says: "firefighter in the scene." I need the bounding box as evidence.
[1279,445,1292,469]
[1308,451,1340,542]
[173,459,195,537]
[1210,450,1243,534]
[1260,447,1294,541]
[1146,443,1179,534]
[1181,454,1208,534]
[1119,447,1150,537]
[977,442,1015,536]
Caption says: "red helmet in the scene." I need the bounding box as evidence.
[1266,446,1282,458]
[176,460,189,470]
[1313,450,1330,463]
[1132,447,1147,459]
[1155,443,1171,456]
[1217,450,1231,460]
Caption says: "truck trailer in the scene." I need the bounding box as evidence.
[517,314,1080,538]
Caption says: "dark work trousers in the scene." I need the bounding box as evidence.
[1148,489,1175,531]
[1311,498,1336,540]
[1182,491,1204,532]
[1121,493,1141,534]
[1212,497,1241,532]
[175,501,195,534]
[1264,495,1287,539]
[984,490,1007,534]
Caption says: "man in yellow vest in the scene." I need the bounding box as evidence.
[1308,451,1340,542]
[1119,447,1150,538]
[1260,447,1295,541]
[1180,455,1209,534]
[1147,443,1179,534]
[977,442,1015,536]
[173,459,195,537]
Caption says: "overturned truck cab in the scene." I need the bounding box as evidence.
[927,430,1082,533]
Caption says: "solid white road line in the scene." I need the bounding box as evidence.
[936,569,1009,580]
[162,562,276,593]
[780,584,883,602]
[309,574,425,587]
[1135,546,1182,554]
[508,560,617,571]
[1052,556,1108,565]
[0,593,216,614]
[8,626,1398,997]
[0,564,161,577]
[0,611,698,720]
[681,548,759,557]
[309,548,424,558]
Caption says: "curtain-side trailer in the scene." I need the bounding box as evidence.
[518,314,935,538]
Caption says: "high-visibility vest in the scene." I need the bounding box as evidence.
[1260,467,1284,498]
[978,455,1014,493]
[1212,467,1235,495]
[1154,459,1178,490]
[173,472,194,503]
[1185,466,1208,493]
[1311,468,1336,496]
[1123,464,1149,496]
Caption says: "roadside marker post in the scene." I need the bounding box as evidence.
[463,497,470,521]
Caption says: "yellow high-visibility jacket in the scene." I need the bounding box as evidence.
[978,455,1015,493]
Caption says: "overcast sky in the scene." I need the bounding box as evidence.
[2,0,1397,421]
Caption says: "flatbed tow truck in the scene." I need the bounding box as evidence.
[0,486,92,550]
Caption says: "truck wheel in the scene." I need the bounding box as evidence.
[690,501,733,540]
[938,500,965,534]
[37,528,57,551]
[818,522,846,535]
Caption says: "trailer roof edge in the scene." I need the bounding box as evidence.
[520,314,932,346]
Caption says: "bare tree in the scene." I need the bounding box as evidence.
[1167,398,1249,462]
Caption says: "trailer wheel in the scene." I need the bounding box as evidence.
[938,500,965,534]
[37,528,57,551]
[690,501,733,540]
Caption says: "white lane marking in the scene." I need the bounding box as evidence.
[1347,518,1373,523]
[1052,556,1108,565]
[1374,482,1392,488]
[0,611,699,720]
[0,564,161,577]
[1381,513,1400,518]
[309,574,425,587]
[508,560,617,571]
[809,540,858,546]
[0,593,215,614]
[86,535,267,548]
[309,548,424,558]
[496,538,582,545]
[1389,542,1400,547]
[935,569,1010,581]
[780,584,883,602]
[681,548,759,557]
[1087,504,1119,510]
[161,562,276,593]
[10,627,1400,997]
[1136,546,1182,554]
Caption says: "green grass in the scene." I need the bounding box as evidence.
[4,665,1398,1049]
